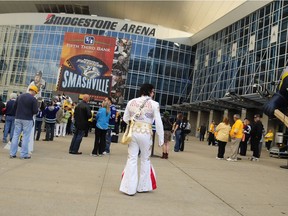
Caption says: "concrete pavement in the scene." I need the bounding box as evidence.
[0,127,288,216]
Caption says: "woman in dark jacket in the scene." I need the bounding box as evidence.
[180,116,189,151]
[161,111,173,159]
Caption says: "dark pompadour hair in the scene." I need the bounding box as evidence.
[106,97,113,103]
[139,83,154,96]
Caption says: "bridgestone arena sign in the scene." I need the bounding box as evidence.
[44,14,156,37]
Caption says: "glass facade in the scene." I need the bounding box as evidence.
[0,23,193,113]
[191,1,286,109]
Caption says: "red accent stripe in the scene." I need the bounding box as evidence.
[121,171,124,179]
[150,167,157,190]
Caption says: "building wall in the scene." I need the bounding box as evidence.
[191,1,288,135]
[0,13,194,115]
[192,1,287,103]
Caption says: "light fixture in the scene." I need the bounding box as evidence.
[174,42,180,48]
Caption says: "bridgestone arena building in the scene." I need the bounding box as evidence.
[0,1,287,135]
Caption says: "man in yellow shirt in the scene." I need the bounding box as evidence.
[227,114,243,162]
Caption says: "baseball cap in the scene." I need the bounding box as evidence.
[29,85,39,94]
[35,71,42,77]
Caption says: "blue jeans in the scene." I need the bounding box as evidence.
[105,129,112,153]
[174,130,182,152]
[69,128,85,153]
[3,115,15,142]
[10,119,33,158]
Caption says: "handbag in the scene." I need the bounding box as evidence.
[120,118,135,145]
[120,98,150,145]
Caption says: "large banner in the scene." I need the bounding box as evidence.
[57,33,116,101]
[110,38,132,106]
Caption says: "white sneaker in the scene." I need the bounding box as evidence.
[90,154,98,157]
[216,157,224,160]
[226,158,237,162]
[251,157,259,162]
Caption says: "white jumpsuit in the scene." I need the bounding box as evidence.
[119,96,164,195]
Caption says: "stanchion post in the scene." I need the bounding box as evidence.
[151,131,156,157]
[151,123,159,157]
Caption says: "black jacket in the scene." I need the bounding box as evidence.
[250,121,263,141]
[162,117,172,131]
[74,101,92,130]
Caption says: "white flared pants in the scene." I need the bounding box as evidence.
[120,132,157,195]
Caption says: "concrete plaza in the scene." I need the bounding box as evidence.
[0,126,288,216]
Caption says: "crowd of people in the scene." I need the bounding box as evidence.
[203,114,274,162]
[1,82,278,198]
[0,82,195,196]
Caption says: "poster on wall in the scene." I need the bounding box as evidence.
[110,38,132,107]
[217,49,222,63]
[57,33,116,101]
[270,25,278,44]
[249,34,255,51]
[205,55,209,67]
[231,42,237,57]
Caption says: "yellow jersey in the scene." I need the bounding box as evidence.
[264,132,273,142]
[209,123,215,133]
[229,119,243,139]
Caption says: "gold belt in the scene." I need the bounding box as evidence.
[132,122,152,134]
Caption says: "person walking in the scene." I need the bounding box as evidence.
[173,113,183,152]
[250,114,264,161]
[69,94,91,155]
[215,117,231,159]
[227,114,243,162]
[91,100,110,156]
[161,111,172,159]
[120,83,164,196]
[208,120,216,145]
[9,85,38,159]
[3,93,17,143]
[199,124,206,141]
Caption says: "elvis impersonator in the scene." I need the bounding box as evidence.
[119,83,164,196]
